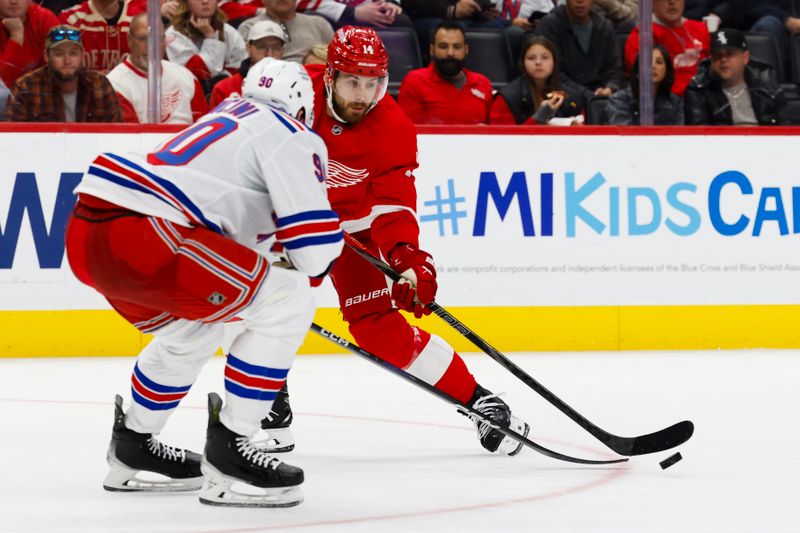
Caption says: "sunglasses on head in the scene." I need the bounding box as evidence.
[49,28,81,43]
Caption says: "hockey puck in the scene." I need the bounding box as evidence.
[659,452,683,470]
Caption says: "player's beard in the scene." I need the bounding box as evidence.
[332,92,368,124]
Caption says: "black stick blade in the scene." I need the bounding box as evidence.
[628,420,694,456]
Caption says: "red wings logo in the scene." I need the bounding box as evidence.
[326,160,370,188]
[160,88,182,122]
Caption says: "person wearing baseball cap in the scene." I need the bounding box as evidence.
[685,28,788,125]
[209,20,286,107]
[4,25,121,122]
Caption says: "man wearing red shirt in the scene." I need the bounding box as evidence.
[398,20,492,124]
[262,27,530,457]
[0,0,59,87]
[625,0,710,96]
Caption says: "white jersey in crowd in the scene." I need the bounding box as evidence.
[75,97,342,277]
[166,24,247,78]
[106,58,207,124]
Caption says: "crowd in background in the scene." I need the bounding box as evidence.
[1,0,799,125]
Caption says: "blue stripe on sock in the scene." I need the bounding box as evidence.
[226,354,289,380]
[131,387,181,411]
[225,379,279,401]
[133,364,192,393]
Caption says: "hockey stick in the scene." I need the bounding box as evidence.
[343,233,694,456]
[311,323,627,466]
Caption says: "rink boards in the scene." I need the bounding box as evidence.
[1,124,799,356]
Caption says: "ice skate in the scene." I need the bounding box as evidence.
[199,392,304,508]
[468,385,530,456]
[103,394,203,492]
[253,383,295,452]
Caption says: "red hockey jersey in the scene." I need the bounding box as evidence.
[308,63,419,255]
[59,0,145,74]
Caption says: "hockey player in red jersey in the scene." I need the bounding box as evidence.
[262,26,531,456]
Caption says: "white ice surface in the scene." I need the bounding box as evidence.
[0,350,798,533]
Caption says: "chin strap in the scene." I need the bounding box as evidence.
[325,80,351,123]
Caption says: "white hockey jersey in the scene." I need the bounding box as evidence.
[75,97,343,277]
[106,58,207,124]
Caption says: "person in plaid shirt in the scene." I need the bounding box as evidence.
[4,24,122,122]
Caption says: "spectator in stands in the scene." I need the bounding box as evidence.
[107,13,207,123]
[688,0,799,77]
[398,20,492,124]
[221,0,410,29]
[499,0,554,64]
[685,28,787,125]
[237,0,333,63]
[209,18,284,105]
[607,44,684,125]
[4,25,122,121]
[593,0,637,32]
[534,0,624,105]
[166,0,247,87]
[0,0,59,87]
[59,0,145,74]
[302,42,327,64]
[402,0,505,57]
[490,34,583,124]
[298,0,412,30]
[625,0,710,96]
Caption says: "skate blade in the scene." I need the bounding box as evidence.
[103,457,203,492]
[251,427,295,453]
[199,460,303,508]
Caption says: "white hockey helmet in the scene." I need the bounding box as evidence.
[242,57,315,128]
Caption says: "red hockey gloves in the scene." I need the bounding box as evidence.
[388,243,437,318]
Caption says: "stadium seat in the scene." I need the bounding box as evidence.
[376,28,423,98]
[791,34,800,83]
[744,32,784,83]
[616,33,630,65]
[464,29,515,90]
[782,98,800,125]
[586,96,608,125]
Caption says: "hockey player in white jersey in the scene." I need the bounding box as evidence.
[65,58,342,508]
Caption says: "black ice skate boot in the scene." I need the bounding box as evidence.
[254,383,295,452]
[467,385,530,456]
[199,392,304,507]
[103,394,203,492]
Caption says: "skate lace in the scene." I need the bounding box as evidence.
[235,436,282,469]
[146,437,187,463]
[470,393,508,439]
